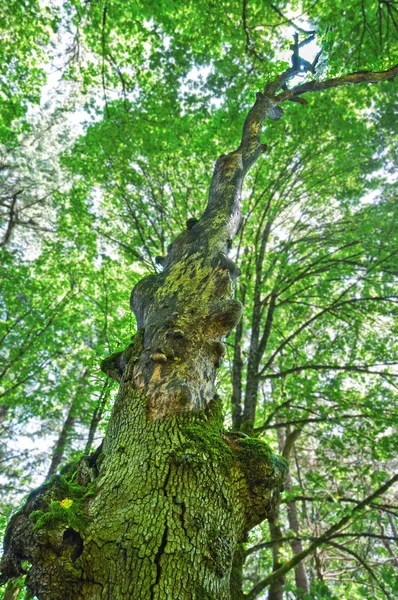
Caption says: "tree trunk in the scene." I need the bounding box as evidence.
[267,497,286,600]
[46,369,89,480]
[266,425,309,599]
[0,404,9,427]
[286,481,310,596]
[2,377,286,600]
[84,377,110,454]
[0,92,288,599]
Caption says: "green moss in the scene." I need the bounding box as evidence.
[123,328,145,363]
[59,461,79,481]
[185,424,233,467]
[205,393,225,427]
[234,438,288,488]
[29,475,96,532]
[155,258,215,309]
[178,396,234,473]
[270,454,289,479]
[236,437,273,459]
[53,474,95,499]
[30,498,90,532]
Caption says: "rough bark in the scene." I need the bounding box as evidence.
[1,392,286,599]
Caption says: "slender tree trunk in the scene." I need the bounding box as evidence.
[267,424,309,599]
[46,407,76,481]
[46,369,89,480]
[286,475,310,596]
[314,550,324,582]
[242,220,272,433]
[231,252,249,431]
[267,495,286,600]
[0,192,20,248]
[0,404,9,427]
[84,378,109,454]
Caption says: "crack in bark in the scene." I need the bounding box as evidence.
[173,496,189,539]
[163,462,172,490]
[150,525,168,599]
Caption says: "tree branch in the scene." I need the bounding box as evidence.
[326,540,392,599]
[246,533,398,556]
[268,3,316,35]
[281,494,398,513]
[274,64,398,103]
[262,362,398,380]
[245,474,398,599]
[255,413,376,434]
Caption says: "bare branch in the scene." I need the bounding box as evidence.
[245,474,398,599]
[274,63,398,103]
[262,362,398,380]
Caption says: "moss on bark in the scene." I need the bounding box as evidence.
[1,389,286,599]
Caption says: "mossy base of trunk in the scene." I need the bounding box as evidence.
[1,391,286,600]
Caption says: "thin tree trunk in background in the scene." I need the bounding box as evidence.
[286,473,310,596]
[267,424,309,599]
[267,427,287,600]
[84,378,109,453]
[46,368,89,480]
[0,192,20,248]
[46,407,76,480]
[286,434,310,594]
[242,220,272,433]
[314,550,324,582]
[0,404,9,427]
[268,497,286,600]
[231,254,248,431]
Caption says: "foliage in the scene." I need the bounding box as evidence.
[0,0,58,143]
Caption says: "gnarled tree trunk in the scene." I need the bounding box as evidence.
[1,93,287,599]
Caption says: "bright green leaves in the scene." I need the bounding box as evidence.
[0,0,58,143]
[302,0,398,74]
